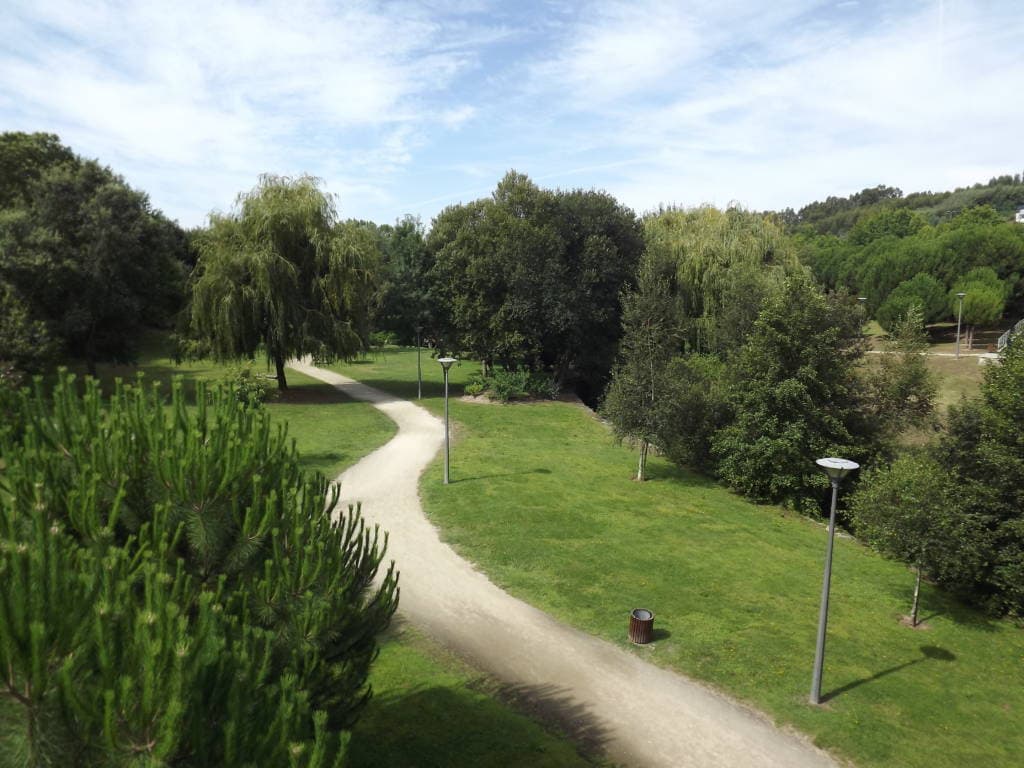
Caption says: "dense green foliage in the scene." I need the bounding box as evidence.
[936,336,1024,614]
[0,375,397,766]
[711,274,871,505]
[642,206,800,355]
[427,171,643,397]
[797,204,1024,324]
[0,132,188,375]
[190,175,377,389]
[781,175,1024,236]
[368,216,433,345]
[875,273,947,330]
[848,454,985,625]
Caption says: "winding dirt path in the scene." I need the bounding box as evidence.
[289,360,840,768]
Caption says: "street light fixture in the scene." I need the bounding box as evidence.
[810,456,860,706]
[438,357,457,484]
[955,292,966,359]
[415,325,423,400]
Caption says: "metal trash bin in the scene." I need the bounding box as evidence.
[629,608,654,644]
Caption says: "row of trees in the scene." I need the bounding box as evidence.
[601,210,933,502]
[797,205,1023,336]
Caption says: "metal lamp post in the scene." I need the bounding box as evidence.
[415,325,423,400]
[438,357,457,484]
[810,456,860,706]
[955,292,966,359]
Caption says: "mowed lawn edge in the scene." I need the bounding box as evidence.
[329,348,1024,768]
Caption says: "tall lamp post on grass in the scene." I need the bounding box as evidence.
[438,357,457,484]
[810,456,860,706]
[955,291,966,359]
[415,325,423,399]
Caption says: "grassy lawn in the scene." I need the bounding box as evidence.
[330,348,1024,768]
[12,340,596,766]
[350,626,598,768]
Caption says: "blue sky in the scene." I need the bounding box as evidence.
[2,0,1021,228]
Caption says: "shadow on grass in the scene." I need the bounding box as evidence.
[489,680,611,760]
[822,645,956,702]
[348,681,607,767]
[650,628,672,642]
[451,468,552,484]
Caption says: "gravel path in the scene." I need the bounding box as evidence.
[289,360,840,768]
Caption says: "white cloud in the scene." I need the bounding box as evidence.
[0,0,494,223]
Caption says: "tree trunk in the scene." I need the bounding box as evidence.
[637,440,648,482]
[274,355,288,390]
[911,566,922,627]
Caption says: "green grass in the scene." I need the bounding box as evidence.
[330,348,1024,768]
[350,626,599,767]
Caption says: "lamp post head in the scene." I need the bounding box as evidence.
[956,292,966,299]
[857,296,867,303]
[438,357,457,371]
[816,457,859,483]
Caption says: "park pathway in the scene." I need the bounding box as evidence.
[288,359,840,768]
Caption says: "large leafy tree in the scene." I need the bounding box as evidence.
[711,274,870,506]
[0,132,187,374]
[876,272,948,330]
[428,171,642,394]
[191,175,377,389]
[642,206,800,356]
[370,215,433,344]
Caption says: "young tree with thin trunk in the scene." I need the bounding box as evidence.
[190,175,376,388]
[601,255,682,480]
[849,455,983,626]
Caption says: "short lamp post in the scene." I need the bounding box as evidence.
[438,357,457,484]
[415,325,423,400]
[810,457,860,706]
[955,292,966,359]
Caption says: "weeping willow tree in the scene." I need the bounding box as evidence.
[642,206,800,355]
[191,175,377,388]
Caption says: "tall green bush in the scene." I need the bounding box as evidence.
[0,374,397,766]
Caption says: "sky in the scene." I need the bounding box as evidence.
[1,0,1021,228]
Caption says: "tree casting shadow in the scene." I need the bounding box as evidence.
[347,680,608,767]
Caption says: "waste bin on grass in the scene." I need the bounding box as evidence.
[629,608,654,644]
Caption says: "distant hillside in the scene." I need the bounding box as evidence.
[777,174,1024,236]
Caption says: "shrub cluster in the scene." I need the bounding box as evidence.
[0,375,397,766]
[464,369,560,402]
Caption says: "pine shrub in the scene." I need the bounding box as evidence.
[0,374,398,766]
